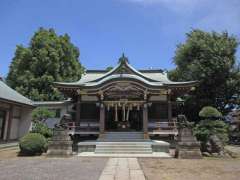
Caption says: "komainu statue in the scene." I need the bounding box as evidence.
[175,115,202,159]
[47,114,73,157]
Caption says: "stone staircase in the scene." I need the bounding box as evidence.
[95,132,153,154]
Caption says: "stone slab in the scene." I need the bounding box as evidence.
[98,158,146,180]
[78,152,172,158]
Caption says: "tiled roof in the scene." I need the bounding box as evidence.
[54,57,197,88]
[0,80,33,106]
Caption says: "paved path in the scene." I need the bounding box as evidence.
[99,158,146,180]
[0,157,108,180]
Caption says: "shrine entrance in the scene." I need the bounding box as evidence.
[105,101,143,132]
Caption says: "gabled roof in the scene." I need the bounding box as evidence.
[54,54,197,89]
[0,79,33,106]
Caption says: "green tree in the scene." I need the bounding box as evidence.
[194,106,229,147]
[7,27,84,101]
[106,66,113,71]
[169,29,239,120]
[31,107,54,138]
[32,107,55,122]
[199,106,222,118]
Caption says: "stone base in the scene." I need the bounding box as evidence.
[47,141,73,157]
[176,127,203,159]
[175,149,202,159]
[78,142,96,153]
[152,140,170,153]
[47,129,73,157]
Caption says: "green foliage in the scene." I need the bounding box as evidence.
[6,27,84,101]
[32,107,55,122]
[199,106,222,118]
[31,121,53,138]
[106,66,113,71]
[194,120,229,144]
[169,29,239,120]
[19,133,47,155]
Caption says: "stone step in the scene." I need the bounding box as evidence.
[98,139,148,142]
[96,146,152,149]
[95,137,153,154]
[95,147,152,151]
[97,144,151,148]
[95,150,153,154]
[99,132,145,142]
[102,136,144,140]
[96,142,151,145]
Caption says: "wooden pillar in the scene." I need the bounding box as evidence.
[143,103,149,139]
[76,96,81,124]
[6,106,13,141]
[114,104,118,122]
[99,103,105,133]
[168,90,172,122]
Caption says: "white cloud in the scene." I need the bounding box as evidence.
[124,0,204,12]
[123,0,240,35]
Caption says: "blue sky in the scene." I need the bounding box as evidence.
[0,0,240,77]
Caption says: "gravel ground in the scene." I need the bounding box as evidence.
[139,158,240,180]
[0,157,108,180]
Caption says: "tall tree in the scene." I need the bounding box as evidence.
[7,28,84,101]
[169,29,239,120]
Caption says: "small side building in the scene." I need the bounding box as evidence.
[0,78,34,141]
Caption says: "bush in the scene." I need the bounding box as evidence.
[199,106,222,118]
[31,121,53,138]
[19,133,47,155]
[194,120,229,144]
[32,107,55,122]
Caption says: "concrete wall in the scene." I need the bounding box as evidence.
[18,107,32,138]
[9,106,20,139]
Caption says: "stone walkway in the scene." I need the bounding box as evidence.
[99,158,146,180]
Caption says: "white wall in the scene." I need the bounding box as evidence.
[9,106,20,139]
[18,107,32,138]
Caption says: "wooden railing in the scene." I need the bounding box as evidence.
[66,118,178,135]
[67,122,99,133]
[148,118,178,135]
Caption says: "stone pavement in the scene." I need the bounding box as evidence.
[99,158,146,180]
[0,141,18,150]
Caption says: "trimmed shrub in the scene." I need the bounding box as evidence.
[31,121,53,138]
[32,107,55,122]
[19,133,47,155]
[199,106,222,118]
[194,120,229,144]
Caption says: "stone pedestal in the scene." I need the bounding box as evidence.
[47,128,73,157]
[176,127,202,159]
